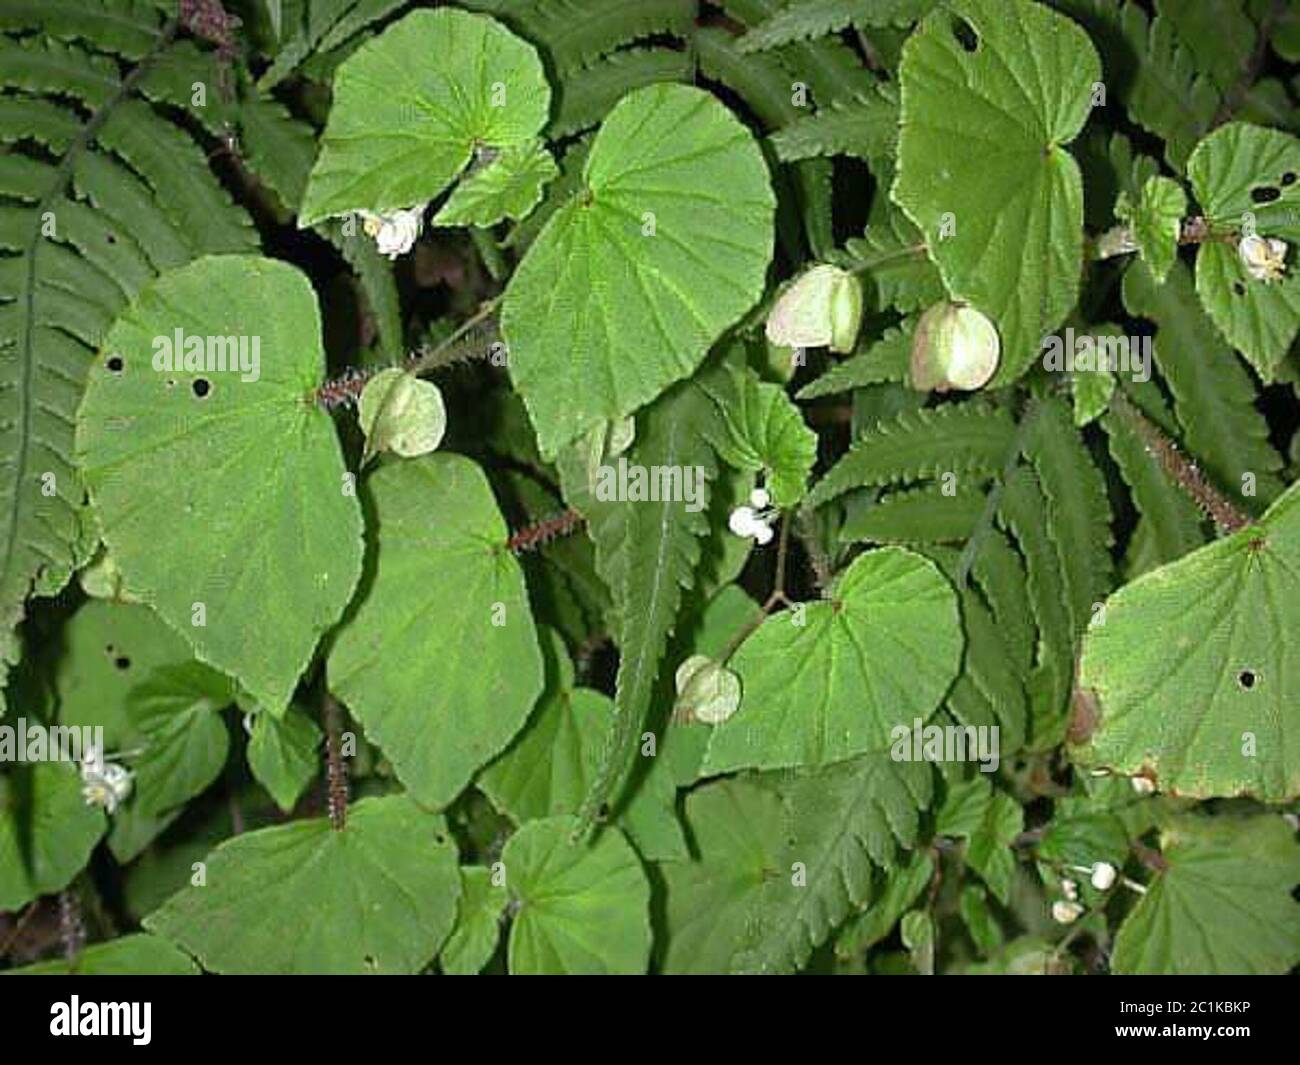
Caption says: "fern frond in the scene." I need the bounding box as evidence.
[736,0,933,53]
[996,469,1074,749]
[550,47,690,140]
[769,83,897,165]
[840,482,986,544]
[806,402,1015,508]
[835,204,940,313]
[1056,1,1218,168]
[733,754,932,974]
[1022,395,1113,643]
[922,546,1028,756]
[797,322,911,399]
[966,529,1034,679]
[0,0,163,59]
[1102,381,1207,573]
[0,9,257,699]
[512,0,695,74]
[720,0,877,105]
[1122,260,1284,507]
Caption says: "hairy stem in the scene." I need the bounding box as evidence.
[1111,390,1251,533]
[324,695,349,831]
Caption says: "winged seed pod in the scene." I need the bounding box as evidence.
[358,368,447,463]
[909,300,1000,392]
[673,654,741,724]
[766,264,863,354]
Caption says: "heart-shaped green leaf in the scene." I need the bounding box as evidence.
[502,815,651,975]
[299,8,551,225]
[1075,482,1300,800]
[2,933,200,975]
[328,455,544,809]
[1188,123,1300,376]
[1111,814,1300,974]
[502,83,775,459]
[247,705,321,813]
[703,547,963,774]
[144,795,460,974]
[76,256,364,714]
[892,0,1101,383]
[433,140,558,228]
[0,764,104,910]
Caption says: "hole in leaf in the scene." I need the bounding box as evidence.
[952,17,979,52]
[363,954,378,970]
[192,378,211,398]
[1237,669,1257,690]
[105,233,116,244]
[1233,281,1246,296]
[114,655,131,671]
[1250,185,1280,204]
[1282,172,1296,187]
[106,355,124,373]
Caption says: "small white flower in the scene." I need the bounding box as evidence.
[728,503,776,544]
[749,486,771,510]
[360,205,426,259]
[80,749,132,814]
[1060,878,1079,901]
[1131,775,1156,796]
[1090,861,1117,891]
[1238,234,1288,283]
[1052,900,1084,925]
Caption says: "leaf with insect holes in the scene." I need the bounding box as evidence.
[703,548,963,774]
[328,455,544,809]
[433,140,558,228]
[144,795,460,974]
[502,83,775,459]
[1074,481,1300,801]
[75,256,364,715]
[1187,123,1300,376]
[299,9,551,225]
[892,0,1100,384]
[1112,814,1300,974]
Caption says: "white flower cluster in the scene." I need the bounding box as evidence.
[1052,862,1119,924]
[728,487,776,544]
[1238,233,1288,283]
[80,748,132,814]
[359,204,426,259]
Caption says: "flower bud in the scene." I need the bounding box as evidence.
[674,655,741,724]
[1090,861,1117,891]
[1051,900,1084,924]
[766,264,863,354]
[358,369,447,463]
[910,300,1000,392]
[1238,233,1288,283]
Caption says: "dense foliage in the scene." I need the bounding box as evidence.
[1,0,1298,975]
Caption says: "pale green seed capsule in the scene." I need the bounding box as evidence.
[358,368,447,462]
[766,264,862,354]
[674,654,741,724]
[909,301,1000,392]
[828,269,863,354]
